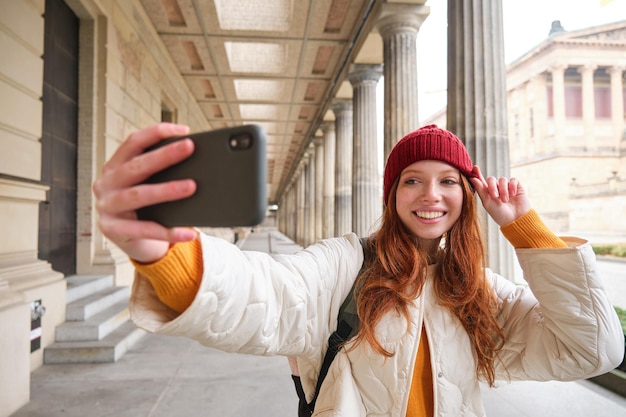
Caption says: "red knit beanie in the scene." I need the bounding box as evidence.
[383,124,476,204]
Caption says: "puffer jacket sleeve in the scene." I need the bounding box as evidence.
[129,232,364,360]
[491,237,624,382]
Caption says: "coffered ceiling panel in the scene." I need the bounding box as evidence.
[140,0,383,203]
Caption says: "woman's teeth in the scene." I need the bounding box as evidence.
[415,211,444,219]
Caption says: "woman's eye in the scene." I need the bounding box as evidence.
[442,179,459,185]
[404,179,418,185]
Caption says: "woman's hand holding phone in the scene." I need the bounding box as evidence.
[92,123,199,263]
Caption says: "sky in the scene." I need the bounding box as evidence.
[414,0,626,121]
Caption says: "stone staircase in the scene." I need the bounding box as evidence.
[44,275,146,364]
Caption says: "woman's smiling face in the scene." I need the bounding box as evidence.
[395,160,464,242]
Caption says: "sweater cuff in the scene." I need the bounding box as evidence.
[500,209,568,249]
[131,239,204,313]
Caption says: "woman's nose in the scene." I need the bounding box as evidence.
[422,181,441,201]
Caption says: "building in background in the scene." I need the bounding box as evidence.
[426,19,626,241]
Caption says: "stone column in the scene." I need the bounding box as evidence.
[313,136,324,242]
[296,168,306,246]
[280,188,287,237]
[377,3,430,159]
[321,122,336,238]
[306,147,316,246]
[332,98,354,236]
[302,159,311,246]
[532,73,550,155]
[609,66,624,146]
[550,64,567,150]
[347,64,383,236]
[281,188,292,238]
[446,0,514,278]
[579,64,597,148]
[278,194,286,235]
[287,185,297,241]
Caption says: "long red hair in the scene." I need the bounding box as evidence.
[353,175,504,386]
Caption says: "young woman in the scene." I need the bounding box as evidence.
[93,123,624,417]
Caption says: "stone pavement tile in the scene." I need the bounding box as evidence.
[15,377,166,417]
[139,336,298,417]
[149,370,296,417]
[12,333,298,417]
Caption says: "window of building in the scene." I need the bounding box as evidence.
[547,86,553,117]
[564,86,582,118]
[594,86,611,118]
[546,85,583,118]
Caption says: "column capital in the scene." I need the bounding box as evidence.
[376,4,430,38]
[312,135,324,147]
[347,63,383,86]
[296,157,307,175]
[577,64,597,74]
[320,120,335,133]
[608,65,625,76]
[331,98,353,114]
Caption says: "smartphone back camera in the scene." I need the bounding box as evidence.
[229,133,253,151]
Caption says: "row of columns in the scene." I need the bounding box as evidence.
[277,0,515,277]
[278,3,430,246]
[550,64,625,146]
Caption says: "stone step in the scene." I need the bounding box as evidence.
[65,274,115,304]
[65,285,130,321]
[44,320,146,364]
[54,300,131,342]
[44,273,146,364]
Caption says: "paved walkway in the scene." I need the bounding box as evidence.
[10,228,626,417]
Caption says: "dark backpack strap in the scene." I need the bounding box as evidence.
[304,237,370,414]
[292,375,312,417]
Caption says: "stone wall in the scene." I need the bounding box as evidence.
[0,0,210,415]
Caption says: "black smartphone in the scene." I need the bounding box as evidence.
[136,124,267,227]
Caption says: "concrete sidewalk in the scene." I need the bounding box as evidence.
[10,229,626,417]
[12,330,626,417]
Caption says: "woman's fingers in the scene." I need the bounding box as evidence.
[470,166,531,225]
[472,166,522,201]
[485,176,500,200]
[96,137,195,196]
[508,177,519,198]
[97,215,197,262]
[471,165,486,185]
[103,123,190,172]
[93,130,196,216]
[96,179,197,216]
[497,177,509,202]
[482,175,517,203]
[98,215,196,244]
[92,123,198,263]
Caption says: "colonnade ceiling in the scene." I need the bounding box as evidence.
[141,0,423,203]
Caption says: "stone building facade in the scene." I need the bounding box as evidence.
[508,20,626,240]
[426,19,626,241]
[0,1,208,414]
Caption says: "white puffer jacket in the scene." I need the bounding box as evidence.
[129,233,624,417]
